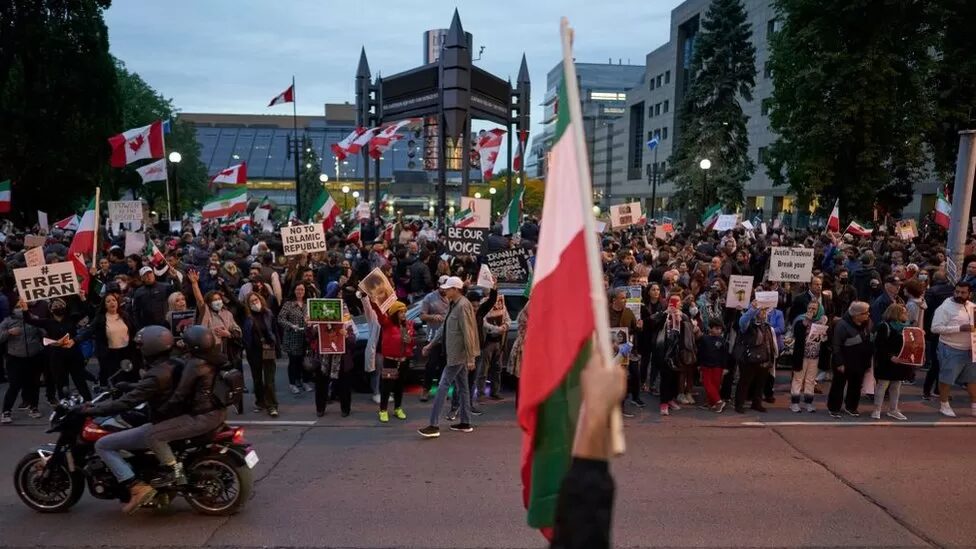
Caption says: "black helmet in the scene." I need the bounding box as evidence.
[134,325,174,359]
[182,325,216,355]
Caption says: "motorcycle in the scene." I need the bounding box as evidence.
[13,365,258,516]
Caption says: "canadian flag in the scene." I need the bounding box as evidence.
[211,162,248,186]
[369,119,420,159]
[268,84,294,107]
[346,126,380,157]
[135,158,168,184]
[108,121,165,168]
[331,127,368,161]
[513,129,528,172]
[477,128,507,180]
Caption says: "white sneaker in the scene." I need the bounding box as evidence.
[303,382,314,393]
[870,409,881,420]
[940,403,957,418]
[685,393,696,405]
[675,393,688,405]
[289,384,301,395]
[668,400,681,411]
[789,403,801,413]
[806,403,816,413]
[886,410,908,421]
[372,394,381,404]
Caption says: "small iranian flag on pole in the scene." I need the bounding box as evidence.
[845,220,873,238]
[454,207,476,228]
[67,197,97,258]
[0,180,11,213]
[519,18,622,540]
[935,189,951,229]
[501,185,524,236]
[701,203,722,230]
[346,225,361,243]
[310,188,341,230]
[201,188,248,219]
[826,199,840,232]
[145,239,166,267]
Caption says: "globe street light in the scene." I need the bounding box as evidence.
[488,187,497,195]
[474,192,482,199]
[352,191,360,199]
[319,174,329,183]
[167,151,182,220]
[593,205,601,215]
[699,158,712,208]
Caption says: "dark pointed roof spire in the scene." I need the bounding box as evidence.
[517,53,530,85]
[446,9,465,47]
[356,47,371,79]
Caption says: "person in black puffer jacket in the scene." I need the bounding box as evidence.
[146,325,229,487]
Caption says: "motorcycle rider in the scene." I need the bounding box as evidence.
[78,325,181,514]
[147,325,229,486]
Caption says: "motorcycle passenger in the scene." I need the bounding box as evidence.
[78,326,180,514]
[147,325,229,486]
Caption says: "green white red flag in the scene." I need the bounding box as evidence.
[67,197,97,258]
[0,180,11,213]
[935,189,951,229]
[518,19,618,539]
[454,207,476,228]
[202,188,248,219]
[310,188,341,230]
[501,185,524,236]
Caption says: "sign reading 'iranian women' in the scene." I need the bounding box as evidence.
[767,246,815,282]
[281,224,327,256]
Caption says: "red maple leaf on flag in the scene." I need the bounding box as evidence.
[128,134,145,152]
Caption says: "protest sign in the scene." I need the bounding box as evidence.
[38,211,48,232]
[253,207,270,224]
[895,219,918,240]
[168,221,182,235]
[307,298,343,323]
[654,222,674,241]
[477,264,495,288]
[897,327,925,366]
[726,275,754,309]
[741,220,755,231]
[317,324,347,354]
[624,285,642,317]
[124,231,146,257]
[25,246,45,268]
[358,267,397,313]
[714,214,738,232]
[609,202,642,228]
[595,221,607,233]
[761,222,768,235]
[458,196,492,229]
[192,222,202,236]
[107,200,143,223]
[24,235,46,249]
[809,322,828,340]
[485,248,531,283]
[445,226,487,256]
[767,246,815,282]
[355,202,371,221]
[261,220,274,234]
[281,224,327,256]
[15,261,79,303]
[754,291,779,309]
[169,309,197,339]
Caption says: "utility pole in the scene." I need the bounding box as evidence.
[946,130,976,283]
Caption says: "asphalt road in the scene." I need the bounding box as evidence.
[1,367,975,548]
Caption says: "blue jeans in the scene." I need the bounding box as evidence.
[430,363,471,426]
[94,423,152,483]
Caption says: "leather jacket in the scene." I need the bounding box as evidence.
[156,350,226,417]
[87,356,182,421]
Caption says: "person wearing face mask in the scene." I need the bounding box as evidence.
[20,297,93,402]
[278,283,313,395]
[0,294,44,424]
[188,269,242,359]
[832,268,857,318]
[242,292,279,417]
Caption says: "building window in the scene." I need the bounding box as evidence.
[655,103,661,116]
[763,61,773,79]
[656,74,663,87]
[663,100,669,113]
[662,127,669,140]
[767,18,781,36]
[590,91,627,101]
[648,106,654,119]
[649,78,655,91]
[653,128,661,140]
[628,102,645,179]
[758,146,768,164]
[761,98,772,116]
[665,70,671,84]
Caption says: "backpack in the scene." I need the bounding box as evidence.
[733,322,772,366]
[211,366,245,409]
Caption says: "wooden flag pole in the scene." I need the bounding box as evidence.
[91,186,101,270]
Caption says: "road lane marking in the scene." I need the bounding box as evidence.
[743,421,976,427]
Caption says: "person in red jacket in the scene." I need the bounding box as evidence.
[371,300,415,423]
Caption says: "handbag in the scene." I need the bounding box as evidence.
[261,343,276,361]
[303,350,321,373]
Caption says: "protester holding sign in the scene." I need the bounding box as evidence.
[19,297,93,403]
[90,291,138,386]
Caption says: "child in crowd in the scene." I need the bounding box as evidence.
[697,318,728,413]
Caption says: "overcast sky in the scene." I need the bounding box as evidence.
[105,0,684,138]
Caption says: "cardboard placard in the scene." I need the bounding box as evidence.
[355,202,371,221]
[767,246,815,282]
[754,290,779,309]
[609,202,642,228]
[14,261,79,302]
[307,298,343,323]
[253,207,270,224]
[458,196,492,229]
[24,246,45,268]
[595,221,607,233]
[169,309,197,339]
[714,214,738,232]
[477,264,495,288]
[37,211,48,232]
[895,219,918,240]
[445,226,487,256]
[741,220,755,231]
[897,326,925,366]
[124,231,146,258]
[624,285,642,317]
[107,200,143,223]
[24,235,46,249]
[726,275,754,309]
[169,221,182,235]
[317,323,347,354]
[654,222,674,241]
[281,223,327,256]
[358,267,397,313]
[485,248,531,283]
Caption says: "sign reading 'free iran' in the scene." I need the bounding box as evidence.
[767,246,815,282]
[14,261,79,303]
[281,224,327,256]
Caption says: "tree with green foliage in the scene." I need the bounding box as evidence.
[765,0,935,219]
[298,136,323,220]
[0,0,120,220]
[664,0,756,212]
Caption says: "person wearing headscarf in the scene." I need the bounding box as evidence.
[790,300,828,413]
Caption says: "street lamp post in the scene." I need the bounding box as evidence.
[342,185,350,210]
[699,158,712,209]
[168,151,182,220]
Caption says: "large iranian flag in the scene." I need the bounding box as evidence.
[202,188,248,219]
[518,19,615,537]
[934,189,951,229]
[310,188,341,230]
[67,197,97,258]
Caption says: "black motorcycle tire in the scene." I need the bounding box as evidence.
[183,453,252,516]
[13,453,85,513]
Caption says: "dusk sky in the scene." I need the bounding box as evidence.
[105,1,684,138]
